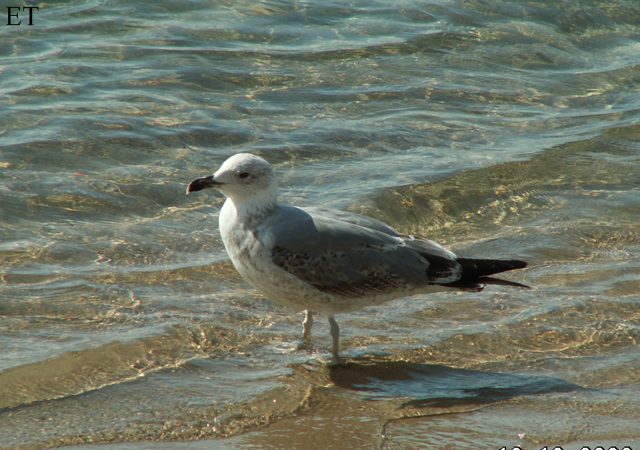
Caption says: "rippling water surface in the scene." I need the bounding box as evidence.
[1,1,639,448]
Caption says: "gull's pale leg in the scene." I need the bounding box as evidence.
[328,315,340,362]
[302,309,313,344]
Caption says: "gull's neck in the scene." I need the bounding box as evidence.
[226,190,278,226]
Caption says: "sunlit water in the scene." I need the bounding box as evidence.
[1,1,639,449]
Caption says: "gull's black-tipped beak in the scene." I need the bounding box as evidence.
[186,175,220,194]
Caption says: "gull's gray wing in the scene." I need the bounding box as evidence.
[303,206,456,260]
[262,205,461,298]
[302,206,402,237]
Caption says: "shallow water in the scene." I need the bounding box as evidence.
[1,0,639,449]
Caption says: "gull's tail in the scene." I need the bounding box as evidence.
[445,258,529,290]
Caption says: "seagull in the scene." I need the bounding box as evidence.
[187,153,528,362]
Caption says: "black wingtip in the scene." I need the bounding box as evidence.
[450,257,528,290]
[478,276,531,289]
[457,258,527,279]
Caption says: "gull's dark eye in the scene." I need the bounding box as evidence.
[239,172,250,179]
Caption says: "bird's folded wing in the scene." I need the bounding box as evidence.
[263,206,461,298]
[303,206,402,237]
